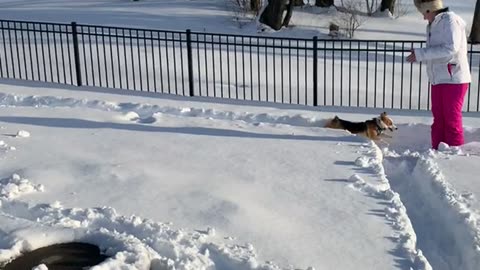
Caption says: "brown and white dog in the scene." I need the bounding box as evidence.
[324,112,397,140]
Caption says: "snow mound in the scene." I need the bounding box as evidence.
[0,174,44,200]
[0,92,327,128]
[0,203,282,270]
[16,130,30,138]
[0,141,15,152]
[119,111,140,121]
[32,264,48,270]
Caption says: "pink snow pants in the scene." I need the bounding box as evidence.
[431,83,469,150]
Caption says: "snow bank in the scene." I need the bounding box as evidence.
[0,195,283,270]
[348,142,433,270]
[0,92,326,128]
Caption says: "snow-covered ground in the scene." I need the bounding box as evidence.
[0,0,476,40]
[0,0,480,270]
[1,80,480,270]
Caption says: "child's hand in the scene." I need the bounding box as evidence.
[406,50,417,63]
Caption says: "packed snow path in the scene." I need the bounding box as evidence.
[383,129,480,270]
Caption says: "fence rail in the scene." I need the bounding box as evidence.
[1,19,479,111]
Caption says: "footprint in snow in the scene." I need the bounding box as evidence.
[137,116,156,124]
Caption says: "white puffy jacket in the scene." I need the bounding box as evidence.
[414,10,471,85]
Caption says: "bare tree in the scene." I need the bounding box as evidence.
[365,0,379,15]
[335,0,367,38]
[392,0,409,18]
[471,0,480,43]
[315,0,334,7]
[379,0,396,14]
[259,0,294,30]
[229,0,260,28]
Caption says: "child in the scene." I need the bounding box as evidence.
[406,0,471,149]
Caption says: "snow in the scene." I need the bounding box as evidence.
[15,130,30,138]
[0,0,480,270]
[33,265,48,270]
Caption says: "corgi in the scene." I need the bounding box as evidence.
[324,112,397,140]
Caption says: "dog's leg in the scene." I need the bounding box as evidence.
[367,129,377,141]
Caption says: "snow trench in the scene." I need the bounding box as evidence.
[382,152,480,270]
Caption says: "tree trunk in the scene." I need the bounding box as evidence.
[250,0,262,12]
[380,0,395,14]
[282,1,295,27]
[471,0,480,43]
[292,0,304,6]
[315,0,334,7]
[259,0,291,30]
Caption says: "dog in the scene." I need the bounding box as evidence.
[324,112,397,140]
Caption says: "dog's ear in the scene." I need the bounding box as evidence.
[334,115,339,120]
[381,112,387,117]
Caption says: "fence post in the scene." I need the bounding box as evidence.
[71,22,82,87]
[313,36,318,106]
[186,29,194,97]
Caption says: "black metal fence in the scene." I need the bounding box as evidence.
[1,19,479,111]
